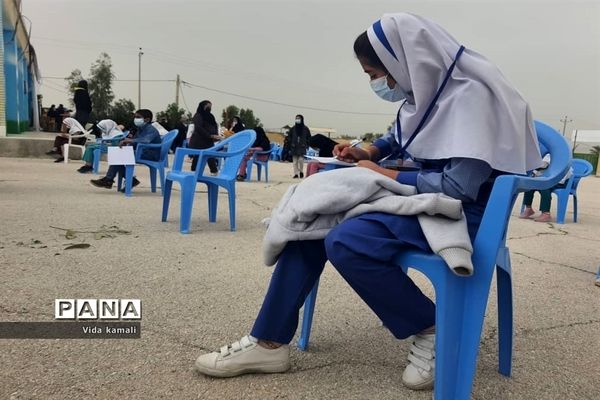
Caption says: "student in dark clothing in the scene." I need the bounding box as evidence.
[231,116,245,133]
[189,100,220,174]
[236,127,271,181]
[73,80,92,126]
[289,114,311,178]
[171,115,190,152]
[55,104,66,131]
[90,109,160,190]
[47,105,57,131]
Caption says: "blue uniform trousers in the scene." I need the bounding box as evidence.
[250,212,450,344]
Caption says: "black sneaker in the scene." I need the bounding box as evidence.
[77,165,94,174]
[300,172,304,178]
[90,178,113,189]
[54,157,64,163]
[46,149,59,155]
[119,177,140,192]
[236,175,246,181]
[292,175,299,179]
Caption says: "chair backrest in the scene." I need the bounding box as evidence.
[568,158,593,194]
[218,130,256,179]
[159,130,178,161]
[471,121,571,275]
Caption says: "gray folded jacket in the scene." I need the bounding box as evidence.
[262,167,474,276]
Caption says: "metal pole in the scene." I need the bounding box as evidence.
[137,47,143,109]
[560,115,572,136]
[175,74,180,107]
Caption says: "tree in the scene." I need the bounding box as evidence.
[590,145,600,156]
[156,103,188,129]
[239,108,262,128]
[221,105,240,127]
[65,69,84,108]
[88,52,115,120]
[110,98,136,128]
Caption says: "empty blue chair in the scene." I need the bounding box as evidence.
[246,147,273,182]
[553,158,593,224]
[297,121,571,400]
[162,130,256,233]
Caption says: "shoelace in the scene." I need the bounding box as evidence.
[219,335,256,357]
[407,334,435,372]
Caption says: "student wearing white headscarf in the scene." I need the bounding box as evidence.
[194,13,542,391]
[46,117,87,163]
[76,119,124,174]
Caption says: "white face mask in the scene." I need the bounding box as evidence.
[295,118,302,124]
[133,117,145,127]
[369,75,408,102]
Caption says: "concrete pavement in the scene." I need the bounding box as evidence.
[0,157,598,399]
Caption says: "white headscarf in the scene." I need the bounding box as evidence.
[367,13,542,174]
[63,117,85,135]
[97,119,123,139]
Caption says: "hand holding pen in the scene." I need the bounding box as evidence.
[333,139,370,163]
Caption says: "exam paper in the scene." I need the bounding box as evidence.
[305,156,356,167]
[107,146,136,165]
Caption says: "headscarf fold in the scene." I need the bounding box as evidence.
[63,117,86,135]
[367,13,542,174]
[97,119,123,139]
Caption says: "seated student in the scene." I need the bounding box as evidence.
[520,152,573,222]
[236,127,271,181]
[77,120,124,174]
[90,109,160,190]
[45,117,88,163]
[193,13,542,392]
[306,134,339,176]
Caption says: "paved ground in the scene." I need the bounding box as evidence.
[0,156,598,400]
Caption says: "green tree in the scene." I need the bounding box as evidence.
[590,145,600,156]
[156,103,188,129]
[109,98,136,128]
[221,105,240,127]
[88,53,115,120]
[239,108,262,128]
[65,69,84,108]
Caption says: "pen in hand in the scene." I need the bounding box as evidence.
[334,139,362,160]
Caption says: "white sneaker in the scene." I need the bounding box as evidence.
[402,332,435,390]
[195,335,290,378]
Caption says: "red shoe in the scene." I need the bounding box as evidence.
[534,213,552,223]
[519,208,535,219]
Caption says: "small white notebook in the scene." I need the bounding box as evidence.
[107,146,135,165]
[305,156,356,167]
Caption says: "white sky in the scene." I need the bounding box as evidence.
[24,0,600,136]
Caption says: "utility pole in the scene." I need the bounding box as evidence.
[560,115,572,136]
[137,47,144,109]
[175,74,180,107]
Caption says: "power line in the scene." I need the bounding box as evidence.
[181,80,391,116]
[42,76,174,82]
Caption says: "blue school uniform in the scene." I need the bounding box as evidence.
[251,135,497,342]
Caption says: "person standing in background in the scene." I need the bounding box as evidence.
[189,100,221,175]
[55,104,66,131]
[73,80,92,126]
[289,114,311,178]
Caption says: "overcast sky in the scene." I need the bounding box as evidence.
[25,0,600,136]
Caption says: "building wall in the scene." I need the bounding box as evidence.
[0,3,5,136]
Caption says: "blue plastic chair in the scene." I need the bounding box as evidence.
[246,147,273,182]
[92,134,125,174]
[297,121,571,400]
[162,130,256,233]
[553,158,593,224]
[269,144,280,161]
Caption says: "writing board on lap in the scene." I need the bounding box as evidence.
[108,146,135,165]
[305,156,356,167]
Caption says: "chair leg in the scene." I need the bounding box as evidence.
[158,167,166,195]
[572,195,578,223]
[245,160,253,182]
[161,179,173,222]
[63,144,69,163]
[227,185,236,231]
[496,247,513,377]
[298,279,320,351]
[149,167,157,193]
[555,193,568,224]
[257,164,262,181]
[207,183,219,223]
[265,164,269,182]
[179,178,196,234]
[93,148,100,174]
[124,165,134,197]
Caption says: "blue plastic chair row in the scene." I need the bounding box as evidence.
[297,121,572,400]
[162,130,256,233]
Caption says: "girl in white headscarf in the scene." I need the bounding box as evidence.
[46,117,87,163]
[194,13,543,392]
[76,119,124,173]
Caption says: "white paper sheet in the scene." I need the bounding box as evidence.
[107,146,135,165]
[305,156,356,167]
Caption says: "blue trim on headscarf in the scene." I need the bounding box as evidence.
[372,20,398,61]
